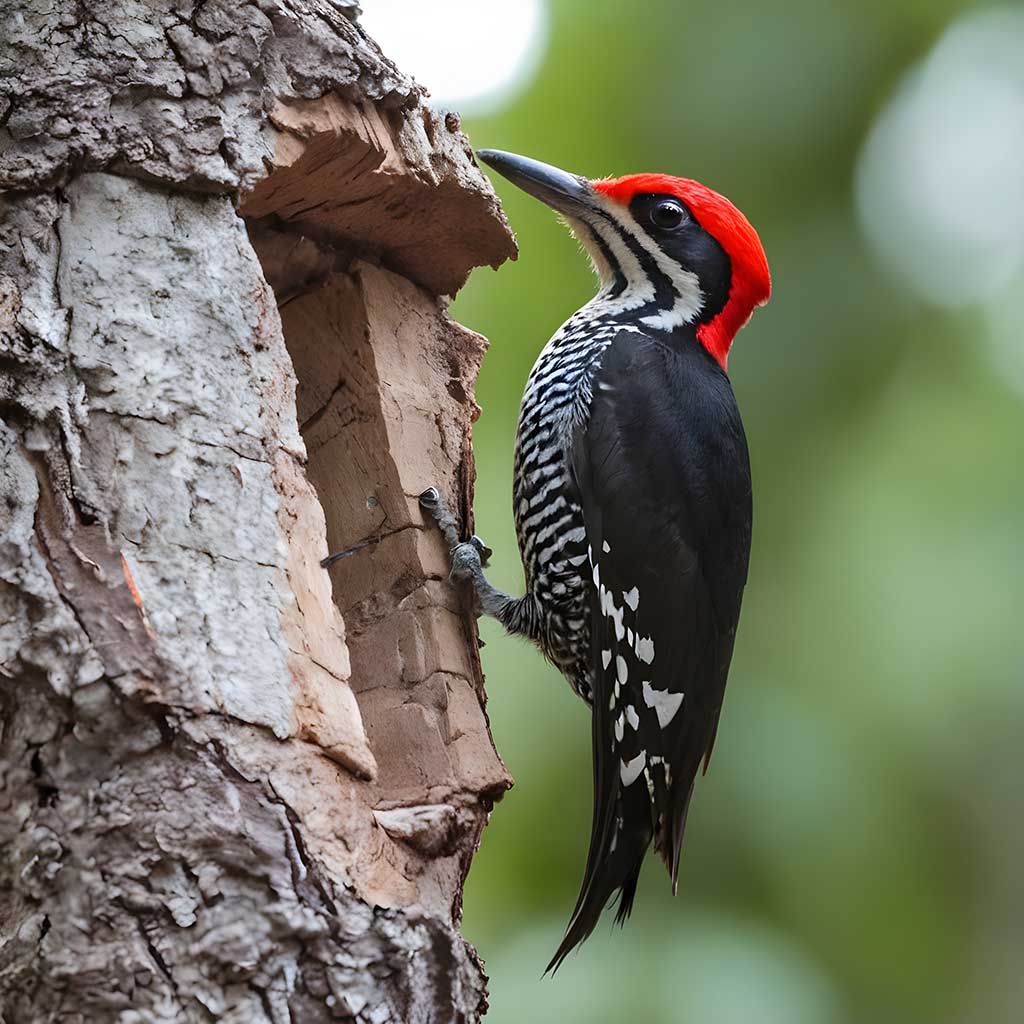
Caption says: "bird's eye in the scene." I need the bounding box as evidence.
[649,199,686,230]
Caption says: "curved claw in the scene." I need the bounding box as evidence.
[469,535,493,566]
[419,486,441,510]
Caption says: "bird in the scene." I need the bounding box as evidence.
[419,148,771,971]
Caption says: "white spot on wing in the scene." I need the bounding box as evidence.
[620,751,646,787]
[625,705,640,730]
[636,636,655,664]
[623,586,639,611]
[613,610,625,641]
[615,655,628,685]
[601,649,612,670]
[648,753,674,787]
[601,587,625,640]
[642,680,684,729]
[614,715,624,742]
[602,540,611,553]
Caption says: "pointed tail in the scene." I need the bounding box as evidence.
[546,775,652,973]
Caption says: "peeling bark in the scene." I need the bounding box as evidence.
[1,3,516,1021]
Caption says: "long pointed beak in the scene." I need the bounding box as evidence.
[477,149,594,216]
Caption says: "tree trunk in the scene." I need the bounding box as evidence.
[0,3,516,1021]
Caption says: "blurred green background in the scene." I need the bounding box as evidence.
[374,1,1024,1020]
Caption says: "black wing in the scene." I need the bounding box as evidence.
[548,332,752,971]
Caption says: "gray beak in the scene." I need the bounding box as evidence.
[477,149,594,216]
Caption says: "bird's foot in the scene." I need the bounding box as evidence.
[469,534,493,567]
[468,536,493,569]
[418,487,490,567]
[450,540,484,582]
[420,487,514,625]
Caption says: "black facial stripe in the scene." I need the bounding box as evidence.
[589,207,678,312]
[627,193,733,323]
[579,221,627,298]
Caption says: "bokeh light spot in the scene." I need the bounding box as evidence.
[855,9,1024,308]
[359,0,547,115]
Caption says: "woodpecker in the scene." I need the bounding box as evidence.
[420,149,770,970]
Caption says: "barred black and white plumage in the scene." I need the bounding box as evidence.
[507,311,637,699]
[420,150,771,971]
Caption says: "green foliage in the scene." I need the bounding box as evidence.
[451,1,1024,1019]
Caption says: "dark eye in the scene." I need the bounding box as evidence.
[649,199,686,230]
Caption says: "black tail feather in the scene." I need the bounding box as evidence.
[612,860,643,926]
[546,783,651,973]
[665,775,697,893]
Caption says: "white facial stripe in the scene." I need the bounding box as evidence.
[565,212,655,312]
[589,192,705,329]
[589,218,656,311]
[564,217,615,286]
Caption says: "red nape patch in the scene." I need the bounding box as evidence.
[593,174,771,370]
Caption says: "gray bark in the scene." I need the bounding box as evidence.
[0,3,516,1021]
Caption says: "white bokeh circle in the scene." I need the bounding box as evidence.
[856,9,1024,308]
[360,0,547,115]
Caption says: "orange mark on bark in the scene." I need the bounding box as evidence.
[120,552,145,610]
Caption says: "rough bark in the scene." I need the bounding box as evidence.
[0,3,516,1021]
